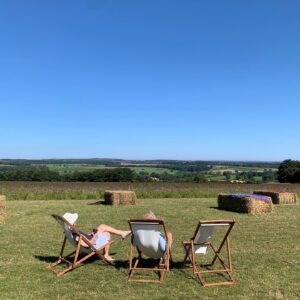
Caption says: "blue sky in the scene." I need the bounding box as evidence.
[0,0,299,161]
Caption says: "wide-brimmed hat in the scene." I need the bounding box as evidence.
[63,212,78,225]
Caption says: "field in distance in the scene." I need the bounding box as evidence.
[0,159,280,183]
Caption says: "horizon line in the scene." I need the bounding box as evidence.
[0,157,282,163]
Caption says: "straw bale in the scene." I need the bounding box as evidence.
[104,190,136,206]
[218,194,273,214]
[0,195,6,220]
[254,191,298,205]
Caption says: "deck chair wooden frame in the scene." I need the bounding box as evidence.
[48,214,113,276]
[128,219,172,283]
[182,220,235,287]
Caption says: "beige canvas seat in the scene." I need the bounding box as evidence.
[182,220,235,287]
[48,213,113,276]
[128,219,172,283]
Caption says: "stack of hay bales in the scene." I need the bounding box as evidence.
[104,190,136,206]
[218,193,273,214]
[254,190,298,205]
[0,195,6,220]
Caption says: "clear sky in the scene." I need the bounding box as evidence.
[0,1,299,161]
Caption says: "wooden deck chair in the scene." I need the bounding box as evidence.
[182,220,235,287]
[128,219,172,283]
[48,214,113,276]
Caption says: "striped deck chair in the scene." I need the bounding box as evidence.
[182,220,235,287]
[48,213,113,276]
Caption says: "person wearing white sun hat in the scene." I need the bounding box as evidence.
[63,212,131,262]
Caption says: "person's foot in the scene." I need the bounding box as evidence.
[104,255,115,263]
[121,231,131,239]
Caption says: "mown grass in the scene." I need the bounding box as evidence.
[0,198,299,299]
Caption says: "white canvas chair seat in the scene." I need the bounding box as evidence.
[132,222,165,259]
[48,214,113,276]
[182,220,235,287]
[128,219,172,283]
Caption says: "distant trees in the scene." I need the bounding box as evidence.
[0,168,60,181]
[235,170,276,183]
[0,167,137,182]
[277,159,300,183]
[67,168,137,182]
[193,174,207,183]
[223,172,232,182]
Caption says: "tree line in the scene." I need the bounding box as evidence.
[277,159,300,183]
[0,167,137,182]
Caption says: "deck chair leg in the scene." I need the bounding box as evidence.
[191,242,197,274]
[227,238,232,271]
[128,255,140,281]
[207,242,234,283]
[165,246,171,272]
[182,244,189,263]
[73,236,82,267]
[182,242,192,266]
[159,269,166,282]
[60,236,67,257]
[129,240,133,270]
[209,243,230,272]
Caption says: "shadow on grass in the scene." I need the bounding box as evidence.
[113,258,184,270]
[87,200,107,205]
[209,206,242,214]
[34,255,59,264]
[34,252,117,265]
[34,255,228,283]
[112,259,198,281]
[209,206,219,210]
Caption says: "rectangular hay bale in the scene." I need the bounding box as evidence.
[254,191,298,205]
[218,193,273,214]
[104,190,136,206]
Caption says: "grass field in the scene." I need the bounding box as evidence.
[1,197,299,299]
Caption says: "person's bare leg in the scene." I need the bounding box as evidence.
[101,232,113,260]
[96,224,130,238]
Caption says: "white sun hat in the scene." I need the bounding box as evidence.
[63,212,78,225]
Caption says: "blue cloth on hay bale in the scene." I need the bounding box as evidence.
[230,194,271,203]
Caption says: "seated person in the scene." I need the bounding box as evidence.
[143,211,173,254]
[64,213,130,262]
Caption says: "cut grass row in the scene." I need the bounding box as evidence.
[2,190,221,200]
[1,182,300,201]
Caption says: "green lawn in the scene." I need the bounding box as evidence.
[0,198,299,299]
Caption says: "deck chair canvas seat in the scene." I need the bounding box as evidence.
[182,220,235,287]
[48,214,113,276]
[128,219,172,283]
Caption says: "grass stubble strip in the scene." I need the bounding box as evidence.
[218,193,273,214]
